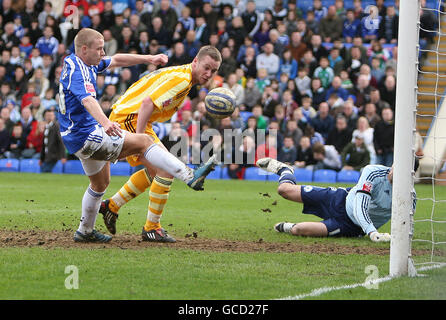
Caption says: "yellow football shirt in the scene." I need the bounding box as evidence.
[111,63,193,124]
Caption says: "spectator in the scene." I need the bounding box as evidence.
[339,69,354,91]
[28,19,43,46]
[40,88,58,111]
[341,132,370,171]
[5,123,26,159]
[20,106,36,138]
[327,47,344,75]
[369,88,390,115]
[253,20,271,49]
[36,26,59,58]
[277,49,298,80]
[101,1,116,30]
[19,35,33,59]
[341,98,358,131]
[312,0,328,22]
[286,31,307,65]
[194,15,211,46]
[352,116,376,164]
[241,0,262,37]
[223,73,245,108]
[354,74,372,109]
[343,9,361,43]
[312,142,342,171]
[310,34,330,62]
[151,1,177,35]
[319,5,343,42]
[370,57,385,84]
[11,66,28,101]
[299,95,317,123]
[242,77,262,111]
[251,104,268,130]
[228,16,247,53]
[295,67,311,97]
[313,56,334,89]
[0,50,15,80]
[326,115,352,153]
[312,101,334,140]
[305,10,319,34]
[256,42,280,80]
[297,19,313,46]
[300,50,318,77]
[0,106,14,135]
[1,22,20,52]
[228,135,256,179]
[284,119,303,148]
[0,118,10,158]
[345,45,368,83]
[373,107,394,167]
[310,77,326,109]
[255,68,271,94]
[360,5,381,43]
[28,67,49,99]
[268,28,285,58]
[378,5,399,44]
[256,133,278,163]
[305,125,324,146]
[379,75,396,111]
[278,135,297,165]
[325,76,349,101]
[23,120,45,159]
[295,136,316,169]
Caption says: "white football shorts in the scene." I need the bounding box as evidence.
[75,125,126,176]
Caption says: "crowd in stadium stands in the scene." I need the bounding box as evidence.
[0,0,440,177]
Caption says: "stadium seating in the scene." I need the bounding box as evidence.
[313,169,337,183]
[244,167,268,181]
[337,170,361,183]
[52,161,64,174]
[110,161,131,176]
[220,166,231,179]
[207,165,222,179]
[0,159,20,172]
[63,160,84,174]
[294,168,314,183]
[19,159,40,173]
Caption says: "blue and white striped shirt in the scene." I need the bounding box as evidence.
[58,53,111,154]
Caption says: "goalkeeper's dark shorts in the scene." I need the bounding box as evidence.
[300,185,365,237]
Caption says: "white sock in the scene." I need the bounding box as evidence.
[143,144,193,183]
[78,186,105,234]
[283,223,296,233]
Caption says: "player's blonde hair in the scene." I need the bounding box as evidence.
[196,45,222,63]
[74,28,103,53]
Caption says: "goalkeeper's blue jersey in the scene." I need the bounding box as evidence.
[58,53,112,154]
[345,165,393,235]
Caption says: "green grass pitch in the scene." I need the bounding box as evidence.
[0,172,445,300]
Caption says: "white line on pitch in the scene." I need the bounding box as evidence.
[276,263,446,300]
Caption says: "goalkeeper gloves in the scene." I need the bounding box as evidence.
[369,231,391,242]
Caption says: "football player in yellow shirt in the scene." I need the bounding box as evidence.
[100,46,222,242]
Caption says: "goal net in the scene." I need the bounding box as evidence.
[390,0,446,277]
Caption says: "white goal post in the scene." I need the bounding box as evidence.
[389,0,420,277]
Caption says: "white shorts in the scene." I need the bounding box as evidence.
[75,125,126,176]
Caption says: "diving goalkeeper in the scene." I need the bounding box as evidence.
[256,158,417,242]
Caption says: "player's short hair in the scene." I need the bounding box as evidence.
[74,28,103,52]
[196,45,222,63]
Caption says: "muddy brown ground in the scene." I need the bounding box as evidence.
[0,229,439,256]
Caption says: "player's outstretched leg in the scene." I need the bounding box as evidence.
[186,154,218,191]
